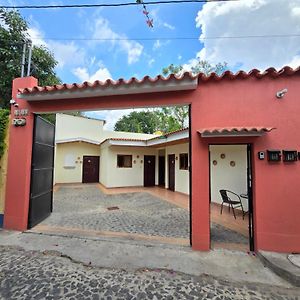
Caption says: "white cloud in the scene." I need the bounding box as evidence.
[152,39,170,51]
[150,8,175,31]
[91,17,143,64]
[195,0,300,70]
[49,41,85,68]
[163,22,175,30]
[87,108,144,130]
[27,26,86,68]
[148,58,155,67]
[73,66,112,82]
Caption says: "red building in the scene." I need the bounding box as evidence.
[3,67,300,253]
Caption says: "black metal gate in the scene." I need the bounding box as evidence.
[28,115,55,228]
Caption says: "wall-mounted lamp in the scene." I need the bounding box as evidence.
[276,88,288,99]
[10,99,19,107]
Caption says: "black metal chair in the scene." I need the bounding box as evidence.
[219,189,244,219]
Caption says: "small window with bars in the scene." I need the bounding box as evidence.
[117,155,132,168]
[179,153,189,170]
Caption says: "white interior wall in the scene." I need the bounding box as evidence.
[55,142,101,184]
[100,145,159,188]
[165,143,189,195]
[209,145,248,211]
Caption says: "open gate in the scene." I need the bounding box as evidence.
[28,116,55,228]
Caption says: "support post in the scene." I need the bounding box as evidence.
[4,77,37,231]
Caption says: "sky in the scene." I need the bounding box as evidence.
[1,0,300,129]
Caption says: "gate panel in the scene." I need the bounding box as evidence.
[28,116,55,228]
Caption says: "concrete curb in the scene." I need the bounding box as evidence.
[257,251,300,287]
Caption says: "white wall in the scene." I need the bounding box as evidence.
[55,114,105,142]
[165,143,189,195]
[100,145,159,188]
[55,142,100,184]
[209,145,248,211]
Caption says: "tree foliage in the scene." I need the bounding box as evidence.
[162,59,227,77]
[114,108,187,134]
[0,9,61,108]
[0,109,9,158]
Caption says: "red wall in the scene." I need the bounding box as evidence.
[4,75,300,252]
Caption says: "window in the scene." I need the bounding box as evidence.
[117,155,132,168]
[179,153,189,170]
[64,154,76,168]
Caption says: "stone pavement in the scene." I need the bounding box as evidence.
[0,246,299,300]
[42,185,247,245]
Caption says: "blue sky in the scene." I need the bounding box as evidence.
[1,0,300,128]
[14,0,204,83]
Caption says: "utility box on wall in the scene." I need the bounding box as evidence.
[283,150,298,162]
[267,150,281,162]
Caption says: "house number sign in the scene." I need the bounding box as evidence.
[14,109,29,117]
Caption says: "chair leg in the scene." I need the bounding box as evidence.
[220,202,224,215]
[231,204,236,219]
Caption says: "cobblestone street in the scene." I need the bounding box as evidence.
[0,246,299,300]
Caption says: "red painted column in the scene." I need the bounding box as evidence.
[190,104,210,251]
[4,77,37,231]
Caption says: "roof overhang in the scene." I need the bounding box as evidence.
[101,129,189,148]
[17,73,198,102]
[198,127,276,138]
[56,137,100,145]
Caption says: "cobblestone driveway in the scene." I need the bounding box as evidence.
[42,185,190,239]
[0,247,298,300]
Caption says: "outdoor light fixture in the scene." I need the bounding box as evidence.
[9,99,19,107]
[276,88,288,99]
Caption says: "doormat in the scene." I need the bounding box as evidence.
[107,206,119,211]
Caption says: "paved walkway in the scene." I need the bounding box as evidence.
[39,184,248,248]
[43,185,190,239]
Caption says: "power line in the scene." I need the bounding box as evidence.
[0,0,239,10]
[1,33,300,45]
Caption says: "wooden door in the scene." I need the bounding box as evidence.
[144,155,156,187]
[82,156,100,183]
[168,154,175,191]
[159,156,165,186]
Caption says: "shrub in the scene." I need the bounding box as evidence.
[0,109,10,158]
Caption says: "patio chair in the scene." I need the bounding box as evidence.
[219,189,244,219]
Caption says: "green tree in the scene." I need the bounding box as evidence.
[114,111,159,134]
[162,59,227,77]
[114,109,183,134]
[0,109,9,158]
[0,9,61,108]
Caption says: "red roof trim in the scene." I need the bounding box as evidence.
[198,127,276,135]
[18,66,300,95]
[18,72,197,95]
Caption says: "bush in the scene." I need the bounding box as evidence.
[0,109,9,158]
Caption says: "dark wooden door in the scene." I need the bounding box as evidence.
[28,116,55,228]
[144,155,156,187]
[159,156,165,186]
[168,154,175,191]
[82,156,100,183]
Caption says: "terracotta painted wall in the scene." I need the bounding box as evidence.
[4,75,300,253]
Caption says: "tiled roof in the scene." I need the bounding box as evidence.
[148,127,189,141]
[18,66,300,95]
[198,127,275,137]
[100,137,147,145]
[100,127,189,146]
[19,72,197,95]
